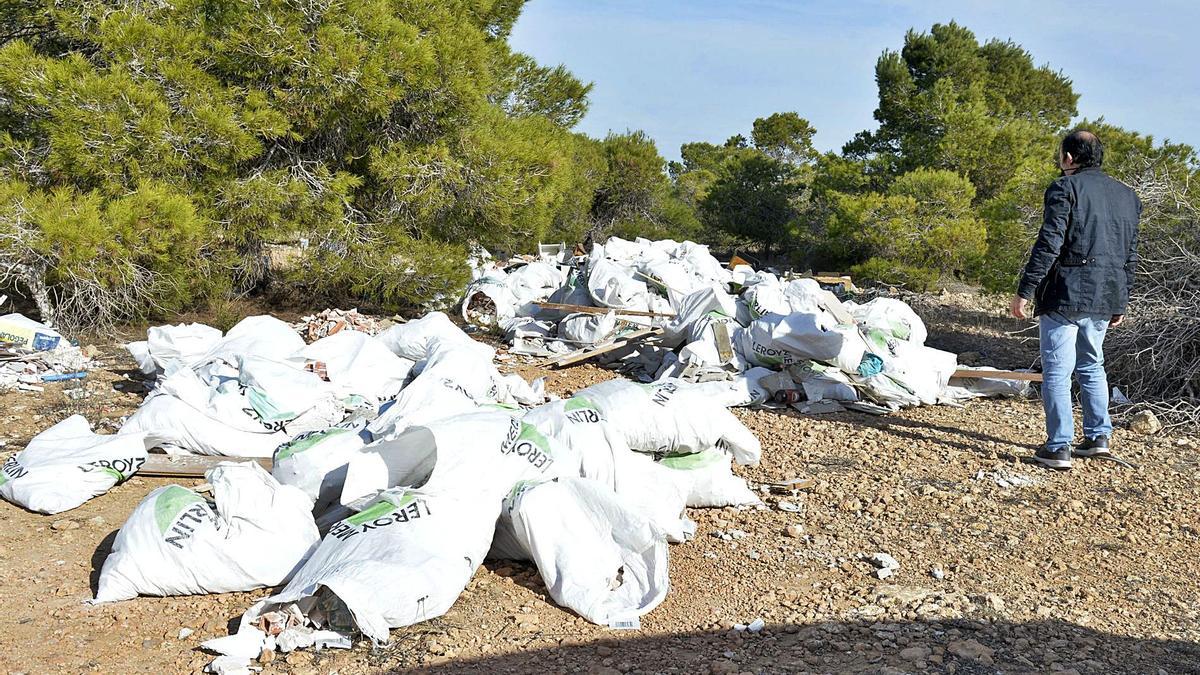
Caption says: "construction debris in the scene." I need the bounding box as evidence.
[461,236,1028,412]
[1,312,95,392]
[291,309,382,343]
[1,304,779,668]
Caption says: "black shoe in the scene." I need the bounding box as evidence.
[1031,445,1073,470]
[1074,436,1111,457]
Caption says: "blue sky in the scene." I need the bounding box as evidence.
[510,0,1200,161]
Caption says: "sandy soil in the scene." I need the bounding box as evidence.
[1,294,1197,675]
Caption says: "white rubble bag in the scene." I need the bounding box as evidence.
[587,257,649,311]
[94,462,319,602]
[505,261,566,309]
[502,477,670,625]
[237,355,336,424]
[0,415,150,514]
[658,449,761,508]
[299,330,413,403]
[736,312,847,368]
[573,378,761,465]
[662,284,738,348]
[206,487,496,649]
[126,322,223,375]
[196,315,305,369]
[365,339,503,439]
[271,423,369,514]
[120,368,289,457]
[521,398,691,542]
[558,311,617,345]
[461,275,518,327]
[847,297,928,346]
[789,361,859,402]
[375,311,477,362]
[341,410,573,508]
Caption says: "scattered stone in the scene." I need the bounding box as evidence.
[177,627,194,640]
[900,645,932,661]
[50,519,79,531]
[1130,409,1162,435]
[931,567,945,580]
[864,552,900,579]
[88,515,107,527]
[785,524,804,538]
[947,638,995,664]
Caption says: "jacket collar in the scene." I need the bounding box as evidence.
[1074,166,1104,175]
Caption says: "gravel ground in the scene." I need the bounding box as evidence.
[1,295,1198,675]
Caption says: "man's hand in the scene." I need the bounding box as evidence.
[1010,295,1030,319]
[1111,314,1125,327]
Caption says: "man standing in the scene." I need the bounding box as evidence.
[1010,130,1140,470]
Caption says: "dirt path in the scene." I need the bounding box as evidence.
[1,299,1197,675]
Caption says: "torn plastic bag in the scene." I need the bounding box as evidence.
[375,311,477,362]
[461,275,518,327]
[572,378,761,465]
[272,422,369,514]
[93,462,319,602]
[658,449,761,508]
[501,477,670,625]
[0,415,150,514]
[209,487,496,646]
[341,410,572,508]
[558,311,617,345]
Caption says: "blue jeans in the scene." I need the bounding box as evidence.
[1039,311,1113,450]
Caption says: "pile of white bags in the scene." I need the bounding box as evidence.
[460,237,1021,414]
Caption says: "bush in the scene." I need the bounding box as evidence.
[849,257,941,292]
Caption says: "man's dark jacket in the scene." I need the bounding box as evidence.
[1017,166,1141,316]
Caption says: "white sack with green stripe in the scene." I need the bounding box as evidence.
[93,461,318,602]
[0,415,150,514]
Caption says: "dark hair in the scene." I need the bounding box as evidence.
[1061,129,1104,168]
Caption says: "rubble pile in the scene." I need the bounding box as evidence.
[1,306,767,671]
[0,238,1029,672]
[460,237,1027,411]
[0,312,94,393]
[290,308,383,343]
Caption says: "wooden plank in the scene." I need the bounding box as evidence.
[546,327,664,369]
[140,453,272,478]
[532,302,676,318]
[951,369,1043,382]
